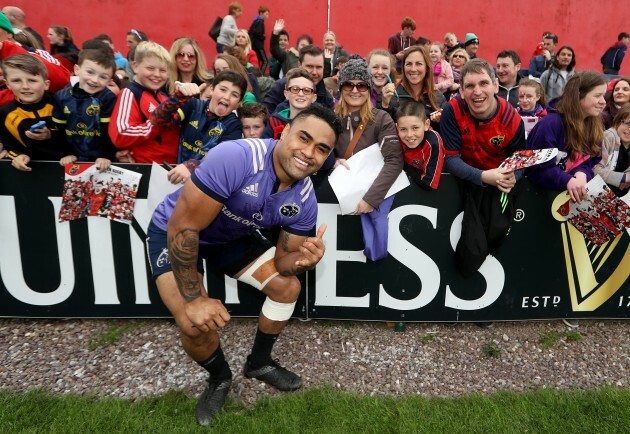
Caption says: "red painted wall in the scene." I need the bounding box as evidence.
[16,0,630,75]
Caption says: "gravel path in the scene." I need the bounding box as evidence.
[1,318,628,405]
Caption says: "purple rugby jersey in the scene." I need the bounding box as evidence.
[151,138,318,245]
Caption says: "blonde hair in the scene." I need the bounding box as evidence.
[449,48,469,63]
[335,95,375,126]
[235,29,253,53]
[134,41,170,66]
[323,31,336,43]
[167,37,211,93]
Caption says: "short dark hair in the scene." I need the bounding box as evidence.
[278,29,289,40]
[238,102,269,124]
[415,36,431,46]
[613,103,630,128]
[78,49,116,74]
[497,50,521,65]
[211,70,247,101]
[296,34,313,47]
[285,67,314,86]
[619,32,630,41]
[460,58,496,83]
[396,101,426,123]
[258,5,269,14]
[293,105,343,141]
[543,33,558,44]
[334,56,348,68]
[298,44,323,63]
[94,33,113,44]
[81,39,114,56]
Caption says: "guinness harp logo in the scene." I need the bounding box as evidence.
[551,193,630,312]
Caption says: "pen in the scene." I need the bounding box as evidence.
[161,161,173,171]
[386,74,399,98]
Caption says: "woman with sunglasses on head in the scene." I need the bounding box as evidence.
[166,38,211,94]
[125,29,148,79]
[396,46,446,130]
[332,56,402,215]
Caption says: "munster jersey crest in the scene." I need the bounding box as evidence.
[279,203,300,217]
[490,135,505,146]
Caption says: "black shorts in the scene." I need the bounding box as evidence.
[146,221,273,279]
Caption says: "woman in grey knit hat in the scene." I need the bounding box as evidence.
[333,55,403,215]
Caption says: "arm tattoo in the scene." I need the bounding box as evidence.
[281,231,290,252]
[168,228,201,301]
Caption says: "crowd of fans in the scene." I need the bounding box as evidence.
[0,5,629,268]
[2,4,630,424]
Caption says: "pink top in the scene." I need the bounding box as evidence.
[433,59,454,92]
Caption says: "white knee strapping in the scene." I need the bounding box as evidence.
[261,297,297,321]
[237,247,278,290]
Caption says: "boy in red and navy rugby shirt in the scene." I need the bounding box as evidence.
[396,102,444,190]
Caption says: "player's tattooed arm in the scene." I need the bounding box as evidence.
[275,226,327,276]
[168,228,202,301]
[277,231,309,275]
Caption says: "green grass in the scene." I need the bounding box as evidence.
[1,387,629,433]
[88,323,140,350]
[565,331,583,343]
[481,342,502,358]
[419,334,435,344]
[538,331,583,349]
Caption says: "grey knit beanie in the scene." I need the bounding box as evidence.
[338,55,373,91]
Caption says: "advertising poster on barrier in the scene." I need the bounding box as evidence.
[58,163,142,224]
[0,161,628,320]
[566,175,630,245]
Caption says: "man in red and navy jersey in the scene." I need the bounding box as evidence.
[440,58,525,278]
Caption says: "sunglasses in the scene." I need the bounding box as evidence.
[452,54,466,59]
[177,52,196,59]
[341,82,370,92]
[286,86,315,95]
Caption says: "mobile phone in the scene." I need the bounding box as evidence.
[29,120,46,131]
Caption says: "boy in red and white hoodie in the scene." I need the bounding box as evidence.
[108,41,178,164]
